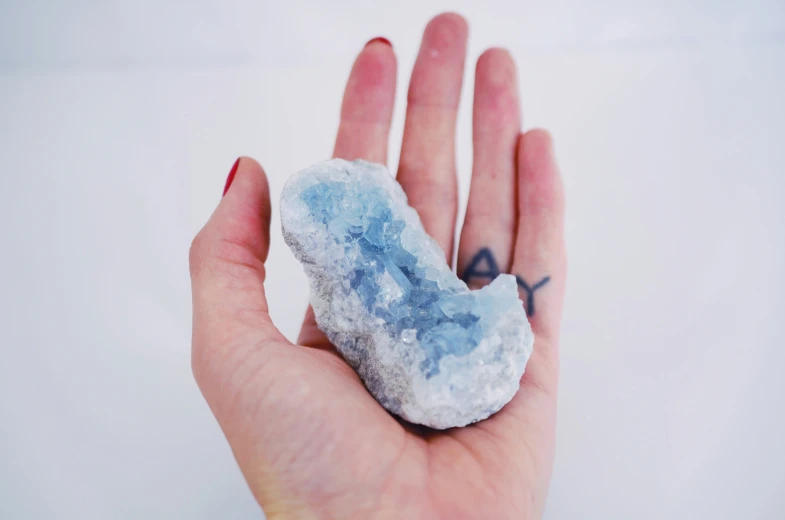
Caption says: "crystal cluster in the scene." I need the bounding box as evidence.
[281,159,533,429]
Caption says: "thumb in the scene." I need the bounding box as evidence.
[189,157,287,379]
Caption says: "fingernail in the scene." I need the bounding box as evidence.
[365,37,392,49]
[223,158,240,196]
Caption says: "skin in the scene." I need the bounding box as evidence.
[189,12,566,520]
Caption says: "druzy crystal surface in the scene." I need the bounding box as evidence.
[281,159,533,428]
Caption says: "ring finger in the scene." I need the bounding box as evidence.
[457,48,521,288]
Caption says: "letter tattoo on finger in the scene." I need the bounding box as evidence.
[462,247,550,317]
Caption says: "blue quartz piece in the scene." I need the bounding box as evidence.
[281,159,533,429]
[300,180,484,377]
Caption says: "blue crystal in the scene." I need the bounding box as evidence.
[297,179,495,378]
[282,159,533,429]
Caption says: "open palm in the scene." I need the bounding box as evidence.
[190,13,566,520]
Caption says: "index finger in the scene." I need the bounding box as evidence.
[299,38,398,348]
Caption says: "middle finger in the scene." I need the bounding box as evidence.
[456,48,521,287]
[397,12,469,261]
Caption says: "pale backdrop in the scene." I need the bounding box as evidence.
[1,1,784,518]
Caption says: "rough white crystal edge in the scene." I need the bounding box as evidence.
[403,280,533,428]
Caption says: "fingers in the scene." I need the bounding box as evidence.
[457,48,521,289]
[333,38,398,162]
[190,157,287,368]
[299,37,397,348]
[510,130,566,342]
[397,12,468,260]
[508,130,567,403]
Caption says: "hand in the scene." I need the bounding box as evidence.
[189,12,566,519]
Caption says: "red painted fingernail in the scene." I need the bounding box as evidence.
[365,37,392,49]
[223,158,240,196]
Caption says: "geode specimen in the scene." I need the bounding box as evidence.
[281,159,533,429]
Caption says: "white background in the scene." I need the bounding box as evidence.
[1,1,784,518]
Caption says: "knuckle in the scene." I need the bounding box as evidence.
[481,83,517,114]
[520,178,564,217]
[189,229,265,281]
[398,166,457,209]
[406,181,455,207]
[464,206,516,233]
